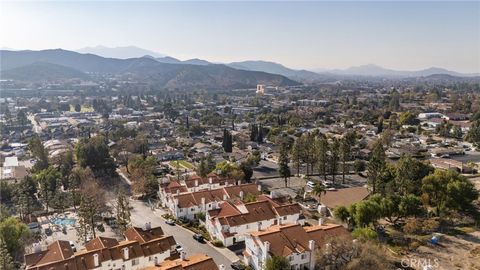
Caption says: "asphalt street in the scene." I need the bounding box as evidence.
[129,199,237,270]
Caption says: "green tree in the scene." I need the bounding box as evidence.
[352,200,381,227]
[278,143,291,188]
[16,109,28,126]
[116,191,131,234]
[316,137,329,181]
[395,155,433,196]
[452,125,463,139]
[291,140,302,176]
[399,111,419,126]
[222,129,233,153]
[339,137,351,184]
[329,138,340,184]
[196,158,209,178]
[13,177,38,220]
[265,255,290,270]
[0,238,15,270]
[128,155,157,196]
[28,136,48,172]
[333,206,351,225]
[466,120,480,146]
[311,184,326,202]
[398,194,423,218]
[68,167,95,211]
[34,166,61,212]
[0,216,29,260]
[421,169,478,215]
[367,142,387,194]
[75,136,115,175]
[239,161,254,182]
[74,103,81,112]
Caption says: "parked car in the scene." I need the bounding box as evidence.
[193,233,204,242]
[165,219,175,226]
[69,241,77,252]
[27,222,41,233]
[307,181,316,188]
[175,244,183,253]
[231,261,247,270]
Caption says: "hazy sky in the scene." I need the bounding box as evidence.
[1,1,479,72]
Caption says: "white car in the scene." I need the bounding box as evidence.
[175,244,183,253]
[307,181,316,188]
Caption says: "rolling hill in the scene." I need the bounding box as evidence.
[0,49,299,89]
[1,62,89,81]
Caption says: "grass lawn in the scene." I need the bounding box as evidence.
[170,160,195,170]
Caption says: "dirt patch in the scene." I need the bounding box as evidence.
[403,231,480,270]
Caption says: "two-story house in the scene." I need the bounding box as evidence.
[243,222,349,270]
[206,196,303,247]
[25,225,177,270]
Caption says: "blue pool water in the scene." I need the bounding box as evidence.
[52,217,76,226]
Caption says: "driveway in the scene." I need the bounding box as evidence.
[129,199,238,269]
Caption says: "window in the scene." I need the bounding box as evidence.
[246,225,249,229]
[301,254,306,260]
[179,208,183,212]
[132,258,140,266]
[191,208,194,211]
[289,256,293,261]
[283,216,287,220]
[149,256,152,261]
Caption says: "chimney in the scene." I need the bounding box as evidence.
[308,240,315,251]
[239,191,244,200]
[176,189,180,196]
[123,247,129,260]
[195,180,198,187]
[33,243,41,253]
[145,222,151,230]
[93,253,99,267]
[223,194,228,201]
[318,218,324,226]
[219,264,226,270]
[257,184,262,192]
[209,177,213,184]
[180,251,186,261]
[264,241,270,253]
[201,197,206,208]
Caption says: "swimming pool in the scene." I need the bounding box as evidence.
[52,217,76,226]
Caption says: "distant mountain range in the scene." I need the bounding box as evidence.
[77,45,166,59]
[0,49,298,89]
[325,64,479,78]
[72,45,478,79]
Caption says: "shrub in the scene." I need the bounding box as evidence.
[403,219,422,235]
[211,239,224,247]
[404,218,439,235]
[352,227,377,241]
[421,219,439,234]
[355,228,376,240]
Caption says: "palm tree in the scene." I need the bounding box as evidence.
[311,184,326,202]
